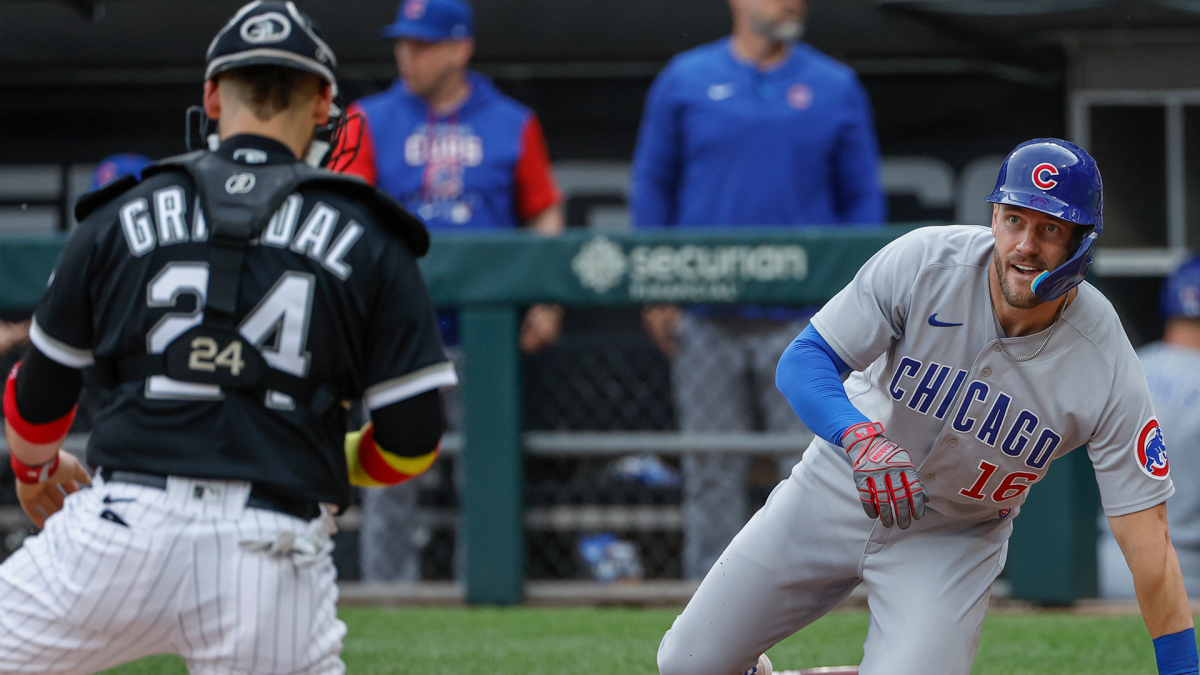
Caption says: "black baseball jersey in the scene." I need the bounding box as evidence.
[29,135,456,507]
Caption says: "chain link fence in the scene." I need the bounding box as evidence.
[0,306,806,584]
[359,306,808,583]
[522,309,679,581]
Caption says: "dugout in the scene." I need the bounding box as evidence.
[5,0,1200,605]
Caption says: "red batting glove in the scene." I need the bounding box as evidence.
[841,422,928,529]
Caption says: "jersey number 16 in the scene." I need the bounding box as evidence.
[959,460,1039,503]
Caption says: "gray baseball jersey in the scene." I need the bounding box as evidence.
[1138,343,1200,545]
[1099,341,1200,599]
[658,225,1175,675]
[810,224,1173,519]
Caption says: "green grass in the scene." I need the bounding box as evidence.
[102,608,1161,674]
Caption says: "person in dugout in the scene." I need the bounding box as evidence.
[331,0,565,582]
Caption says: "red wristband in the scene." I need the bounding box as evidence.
[3,362,77,444]
[841,421,884,449]
[10,450,59,484]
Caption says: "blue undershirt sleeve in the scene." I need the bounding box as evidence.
[776,324,870,447]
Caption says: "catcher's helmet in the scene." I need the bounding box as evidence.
[986,138,1104,302]
[1162,255,1200,319]
[205,1,338,98]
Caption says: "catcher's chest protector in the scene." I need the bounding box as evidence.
[79,149,429,413]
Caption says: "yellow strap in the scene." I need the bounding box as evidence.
[344,424,439,487]
[378,445,438,477]
[344,429,387,488]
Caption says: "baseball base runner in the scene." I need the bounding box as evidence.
[656,139,1197,675]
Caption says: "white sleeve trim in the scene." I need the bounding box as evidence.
[28,317,94,368]
[364,361,458,411]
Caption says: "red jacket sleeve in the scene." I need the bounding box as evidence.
[513,115,561,221]
[330,102,378,186]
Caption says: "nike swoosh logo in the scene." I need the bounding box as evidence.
[708,83,735,101]
[103,496,136,504]
[928,313,963,327]
[100,510,129,527]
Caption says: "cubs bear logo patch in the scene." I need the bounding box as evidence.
[1136,418,1170,480]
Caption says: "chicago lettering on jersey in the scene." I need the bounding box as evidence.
[404,124,484,167]
[117,193,363,279]
[888,356,1062,470]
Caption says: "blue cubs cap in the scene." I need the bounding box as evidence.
[1162,255,1200,319]
[381,0,474,41]
[91,153,155,191]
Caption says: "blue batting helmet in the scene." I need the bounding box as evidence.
[1162,255,1200,319]
[986,138,1104,302]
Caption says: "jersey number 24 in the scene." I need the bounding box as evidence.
[144,261,314,406]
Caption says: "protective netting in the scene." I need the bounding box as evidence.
[0,308,795,582]
[524,310,676,432]
[336,307,798,582]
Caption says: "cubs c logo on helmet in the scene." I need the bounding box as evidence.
[1032,163,1059,190]
[1135,418,1170,480]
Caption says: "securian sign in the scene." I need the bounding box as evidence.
[571,236,628,294]
[570,235,809,302]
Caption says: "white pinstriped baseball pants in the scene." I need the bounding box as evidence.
[0,474,345,674]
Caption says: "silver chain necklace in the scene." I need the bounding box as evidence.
[987,273,1071,363]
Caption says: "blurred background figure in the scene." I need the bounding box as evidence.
[89,153,154,190]
[332,0,565,583]
[1099,255,1200,599]
[0,154,153,370]
[631,0,884,579]
[0,321,31,361]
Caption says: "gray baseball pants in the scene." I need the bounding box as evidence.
[673,314,809,579]
[658,442,1011,675]
[360,348,464,582]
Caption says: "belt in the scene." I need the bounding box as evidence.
[100,469,321,521]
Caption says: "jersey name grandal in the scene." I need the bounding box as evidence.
[117,192,363,280]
